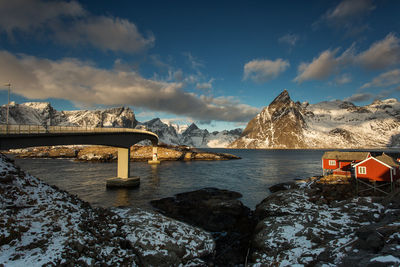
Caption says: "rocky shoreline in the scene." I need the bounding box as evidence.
[1,152,400,266]
[6,145,240,162]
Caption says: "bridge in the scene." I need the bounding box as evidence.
[0,124,160,187]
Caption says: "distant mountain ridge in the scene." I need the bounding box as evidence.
[229,90,400,149]
[137,118,242,148]
[0,102,242,148]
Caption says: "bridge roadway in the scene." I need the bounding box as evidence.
[0,125,160,187]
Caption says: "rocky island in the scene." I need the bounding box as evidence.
[7,145,240,162]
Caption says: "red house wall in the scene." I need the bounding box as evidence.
[323,159,338,170]
[339,161,352,171]
[356,159,392,182]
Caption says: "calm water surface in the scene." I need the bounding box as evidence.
[14,149,325,210]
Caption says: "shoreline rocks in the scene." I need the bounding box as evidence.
[2,149,400,266]
[0,153,215,266]
[6,145,241,162]
[150,188,256,265]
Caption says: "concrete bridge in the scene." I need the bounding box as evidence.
[0,124,160,187]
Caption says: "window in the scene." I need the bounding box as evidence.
[329,160,336,166]
[358,166,367,174]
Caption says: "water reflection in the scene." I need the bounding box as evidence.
[114,188,130,207]
[150,164,160,186]
[14,149,325,209]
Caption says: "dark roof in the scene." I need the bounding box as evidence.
[322,151,370,161]
[375,153,400,167]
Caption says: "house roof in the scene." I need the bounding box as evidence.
[375,154,400,168]
[322,151,370,161]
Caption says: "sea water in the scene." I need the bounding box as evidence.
[14,149,324,210]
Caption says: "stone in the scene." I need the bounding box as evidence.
[268,181,296,193]
[150,187,255,265]
[105,177,140,188]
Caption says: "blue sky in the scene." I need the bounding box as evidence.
[0,0,399,131]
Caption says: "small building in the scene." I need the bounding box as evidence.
[354,153,400,182]
[322,151,370,176]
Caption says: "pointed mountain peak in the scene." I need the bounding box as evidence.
[182,123,199,135]
[186,123,199,131]
[146,118,163,125]
[270,89,291,106]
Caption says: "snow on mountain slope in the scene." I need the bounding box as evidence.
[230,90,400,149]
[0,102,137,128]
[138,120,243,147]
[0,102,241,148]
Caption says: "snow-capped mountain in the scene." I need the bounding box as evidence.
[0,102,242,148]
[229,90,400,149]
[0,102,137,128]
[136,119,242,147]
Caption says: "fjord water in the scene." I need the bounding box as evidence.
[14,149,324,209]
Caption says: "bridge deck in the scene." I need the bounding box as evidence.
[0,125,158,150]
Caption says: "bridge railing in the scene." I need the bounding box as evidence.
[0,124,157,138]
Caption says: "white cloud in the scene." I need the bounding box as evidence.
[357,33,400,70]
[314,0,375,34]
[278,33,299,47]
[294,34,400,83]
[0,0,154,53]
[243,59,290,83]
[325,0,375,22]
[0,51,259,122]
[361,69,400,88]
[344,93,374,102]
[294,49,341,82]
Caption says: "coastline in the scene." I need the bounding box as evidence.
[1,152,400,265]
[5,145,241,162]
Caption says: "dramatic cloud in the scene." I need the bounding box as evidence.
[344,93,374,102]
[0,0,154,53]
[0,0,84,34]
[345,90,392,103]
[294,49,342,82]
[361,69,400,88]
[315,0,375,34]
[294,34,400,83]
[0,51,259,122]
[324,0,375,23]
[278,33,299,47]
[55,16,154,53]
[243,59,290,83]
[357,33,400,70]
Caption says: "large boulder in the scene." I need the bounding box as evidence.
[151,187,255,265]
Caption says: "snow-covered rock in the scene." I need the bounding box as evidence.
[0,102,137,128]
[1,102,242,148]
[252,187,400,266]
[0,153,215,266]
[230,90,400,148]
[137,120,242,148]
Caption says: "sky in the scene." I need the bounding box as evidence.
[0,0,399,131]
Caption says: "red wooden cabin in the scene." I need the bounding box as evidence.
[322,151,370,176]
[354,153,400,182]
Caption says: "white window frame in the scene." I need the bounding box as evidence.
[328,160,336,166]
[358,166,367,175]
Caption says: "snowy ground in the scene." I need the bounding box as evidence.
[0,153,214,266]
[252,185,400,266]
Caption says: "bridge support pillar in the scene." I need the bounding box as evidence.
[106,147,140,188]
[148,146,160,164]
